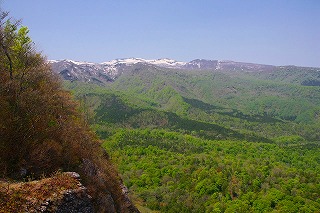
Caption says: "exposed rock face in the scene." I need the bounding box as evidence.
[1,171,139,212]
[30,172,94,213]
[40,187,94,213]
[120,184,140,213]
[54,190,94,213]
[52,172,94,213]
[0,172,94,212]
[80,159,140,213]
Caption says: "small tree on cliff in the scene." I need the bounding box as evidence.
[0,10,92,176]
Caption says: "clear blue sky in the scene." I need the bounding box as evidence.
[2,0,320,67]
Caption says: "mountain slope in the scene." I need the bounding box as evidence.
[58,58,320,212]
[61,57,320,141]
[50,58,320,87]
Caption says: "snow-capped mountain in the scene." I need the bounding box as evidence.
[49,59,111,84]
[101,58,186,68]
[49,58,276,84]
[49,58,189,83]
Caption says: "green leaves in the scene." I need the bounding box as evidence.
[104,129,320,212]
[11,26,32,55]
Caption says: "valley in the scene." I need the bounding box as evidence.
[53,58,320,212]
[2,1,319,211]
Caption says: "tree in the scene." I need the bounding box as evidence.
[0,10,80,175]
[0,8,90,175]
[0,10,139,211]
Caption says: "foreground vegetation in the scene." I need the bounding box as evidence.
[0,10,137,212]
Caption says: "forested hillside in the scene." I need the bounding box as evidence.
[2,1,319,212]
[0,11,138,212]
[105,129,320,212]
[62,58,320,212]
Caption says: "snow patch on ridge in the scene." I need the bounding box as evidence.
[64,59,97,66]
[101,58,186,68]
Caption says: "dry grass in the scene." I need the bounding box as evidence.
[0,172,80,213]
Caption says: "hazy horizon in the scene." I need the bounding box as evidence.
[3,0,320,67]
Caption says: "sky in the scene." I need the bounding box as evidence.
[2,0,320,67]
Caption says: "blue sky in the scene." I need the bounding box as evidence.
[2,0,320,67]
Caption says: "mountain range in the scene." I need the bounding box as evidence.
[52,57,320,212]
[49,56,320,141]
[50,58,319,84]
[56,57,320,138]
